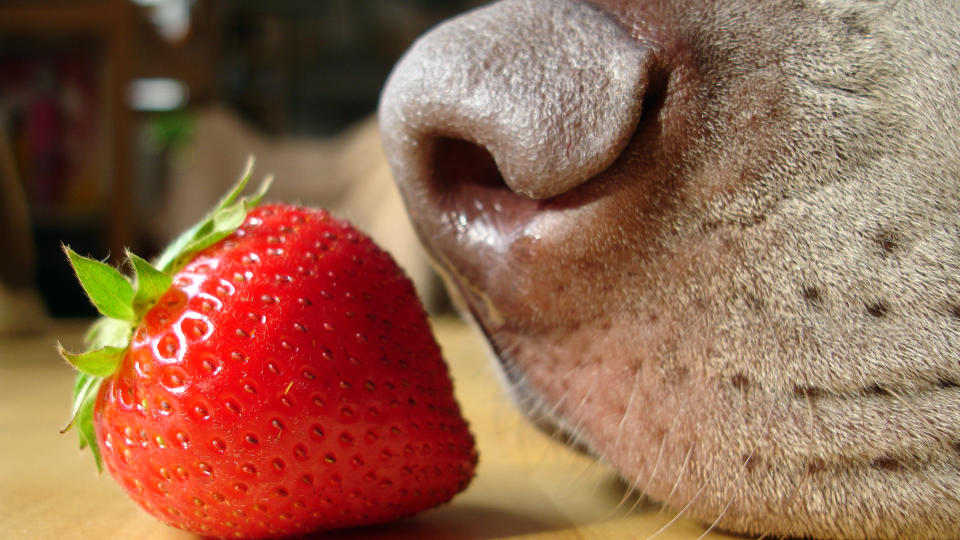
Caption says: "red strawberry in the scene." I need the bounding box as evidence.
[59,160,477,539]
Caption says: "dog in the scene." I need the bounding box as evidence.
[378,0,960,538]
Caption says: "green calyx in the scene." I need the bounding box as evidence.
[59,157,271,471]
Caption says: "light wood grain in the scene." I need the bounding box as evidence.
[0,317,736,539]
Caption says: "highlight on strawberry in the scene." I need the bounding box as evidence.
[58,158,477,539]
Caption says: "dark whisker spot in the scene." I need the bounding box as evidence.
[793,385,825,399]
[731,373,750,391]
[839,14,871,36]
[862,383,886,396]
[806,457,826,474]
[871,456,901,471]
[876,229,898,256]
[949,305,960,320]
[937,378,958,389]
[802,286,823,307]
[865,300,888,318]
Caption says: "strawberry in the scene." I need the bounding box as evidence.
[59,160,477,539]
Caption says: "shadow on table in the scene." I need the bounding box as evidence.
[305,503,570,540]
[308,480,661,540]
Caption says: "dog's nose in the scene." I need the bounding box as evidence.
[379,0,654,205]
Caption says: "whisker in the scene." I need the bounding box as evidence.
[627,393,691,515]
[778,391,819,515]
[543,360,591,420]
[659,444,694,517]
[605,468,643,519]
[647,445,695,539]
[532,364,597,461]
[604,474,642,520]
[648,393,779,539]
[695,488,738,540]
[613,367,643,453]
[695,377,765,539]
[607,394,694,521]
[479,328,637,512]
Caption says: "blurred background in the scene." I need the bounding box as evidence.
[0,0,486,332]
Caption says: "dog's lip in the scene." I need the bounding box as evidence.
[421,174,614,336]
[412,114,668,340]
[452,277,601,456]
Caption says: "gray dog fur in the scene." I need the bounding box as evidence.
[379,0,960,538]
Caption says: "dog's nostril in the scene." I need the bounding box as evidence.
[429,137,542,231]
[431,137,505,199]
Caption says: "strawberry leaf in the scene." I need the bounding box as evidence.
[177,176,270,257]
[68,372,98,424]
[127,251,172,316]
[76,380,104,472]
[62,372,105,472]
[180,200,248,255]
[154,156,258,273]
[58,343,126,377]
[84,317,132,349]
[247,173,273,207]
[65,246,135,322]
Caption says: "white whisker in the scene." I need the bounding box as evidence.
[694,380,760,539]
[779,391,819,515]
[613,367,642,453]
[648,393,778,539]
[695,487,738,540]
[624,392,691,516]
[659,444,694,517]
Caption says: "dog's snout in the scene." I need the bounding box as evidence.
[379,0,653,204]
[376,0,960,536]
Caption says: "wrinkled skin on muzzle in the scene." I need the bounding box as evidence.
[378,1,960,538]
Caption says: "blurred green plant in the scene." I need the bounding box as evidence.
[144,110,195,153]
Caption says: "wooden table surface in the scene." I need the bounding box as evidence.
[0,316,736,540]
